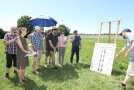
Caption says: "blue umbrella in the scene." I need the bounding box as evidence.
[29,15,57,27]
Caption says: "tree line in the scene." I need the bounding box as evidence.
[0,15,71,39]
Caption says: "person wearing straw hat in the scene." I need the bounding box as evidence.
[44,29,52,67]
[115,28,134,90]
[46,26,58,69]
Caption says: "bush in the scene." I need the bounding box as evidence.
[0,28,6,39]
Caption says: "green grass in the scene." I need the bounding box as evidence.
[0,36,134,90]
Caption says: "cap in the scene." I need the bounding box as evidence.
[120,28,131,35]
[34,26,41,31]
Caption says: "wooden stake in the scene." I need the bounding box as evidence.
[98,22,103,43]
[102,20,120,23]
[98,20,120,44]
[108,22,111,43]
[114,20,120,43]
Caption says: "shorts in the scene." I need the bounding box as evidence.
[127,62,134,76]
[46,51,51,57]
[34,52,42,62]
[5,52,17,68]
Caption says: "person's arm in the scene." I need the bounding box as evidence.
[70,35,75,42]
[16,39,30,54]
[31,43,38,51]
[27,46,37,56]
[49,40,54,50]
[55,42,58,50]
[79,36,82,49]
[115,45,127,59]
[56,37,58,49]
[79,41,82,49]
[30,35,38,51]
[27,46,34,53]
[3,38,17,45]
[3,34,18,45]
[125,40,134,57]
[48,34,54,50]
[64,37,68,44]
[57,37,60,48]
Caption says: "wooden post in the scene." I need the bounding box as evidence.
[114,20,120,43]
[98,20,120,44]
[108,22,111,43]
[98,22,103,43]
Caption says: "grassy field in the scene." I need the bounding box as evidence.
[0,35,134,90]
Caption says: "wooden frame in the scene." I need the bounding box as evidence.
[98,20,120,43]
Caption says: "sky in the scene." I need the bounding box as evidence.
[0,0,134,34]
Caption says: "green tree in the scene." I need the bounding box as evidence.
[58,24,70,36]
[0,28,6,39]
[17,15,34,35]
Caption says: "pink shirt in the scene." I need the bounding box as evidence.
[58,35,67,47]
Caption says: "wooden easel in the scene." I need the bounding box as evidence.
[98,20,120,43]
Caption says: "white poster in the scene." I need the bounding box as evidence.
[90,43,116,75]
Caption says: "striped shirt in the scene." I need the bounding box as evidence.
[30,32,43,51]
[3,33,17,54]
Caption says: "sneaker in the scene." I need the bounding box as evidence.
[118,83,126,90]
[22,78,26,82]
[5,75,10,80]
[14,71,18,75]
[5,73,10,80]
[32,71,36,74]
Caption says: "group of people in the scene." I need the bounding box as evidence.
[3,26,81,85]
[4,25,134,90]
